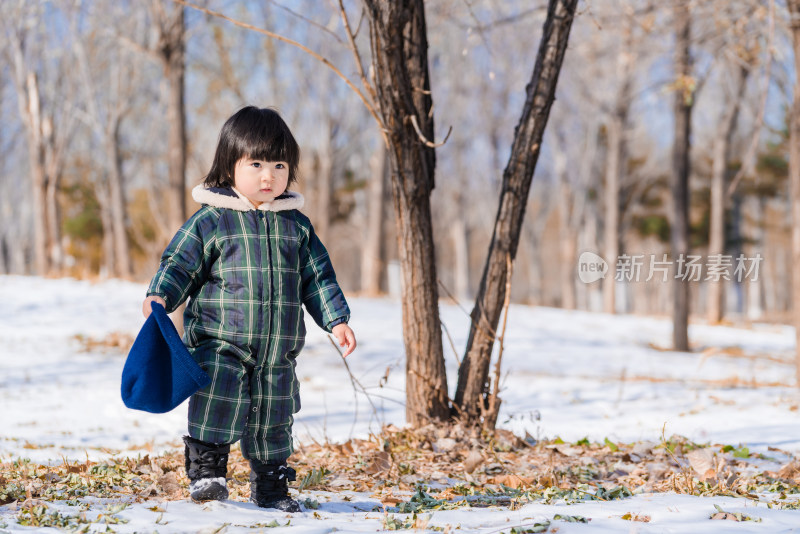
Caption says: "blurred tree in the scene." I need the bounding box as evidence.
[1,1,75,275]
[707,61,748,323]
[150,0,187,236]
[671,0,693,351]
[361,144,388,296]
[603,6,636,315]
[70,0,141,279]
[787,0,800,384]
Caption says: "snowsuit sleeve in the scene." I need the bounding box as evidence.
[147,208,218,314]
[300,222,350,332]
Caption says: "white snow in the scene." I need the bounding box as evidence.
[2,275,800,533]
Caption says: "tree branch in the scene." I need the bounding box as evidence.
[171,0,385,132]
[337,0,378,110]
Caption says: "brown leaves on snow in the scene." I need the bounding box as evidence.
[2,428,800,509]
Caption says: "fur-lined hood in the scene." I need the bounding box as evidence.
[191,184,305,212]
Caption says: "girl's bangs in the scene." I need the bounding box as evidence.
[244,131,293,163]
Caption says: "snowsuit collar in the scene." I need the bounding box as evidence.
[191,184,305,212]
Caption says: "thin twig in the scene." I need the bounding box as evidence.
[171,0,385,132]
[438,279,497,339]
[485,252,513,429]
[440,319,462,366]
[409,114,453,148]
[458,0,492,56]
[328,335,383,433]
[267,0,344,44]
[337,0,378,109]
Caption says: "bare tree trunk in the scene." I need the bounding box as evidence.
[107,120,132,278]
[24,72,49,275]
[315,136,333,243]
[151,1,187,333]
[603,13,636,314]
[671,1,692,351]
[707,63,747,323]
[96,179,115,278]
[44,162,62,273]
[455,0,578,427]
[154,1,187,234]
[603,119,621,313]
[788,0,800,384]
[555,142,575,309]
[361,144,387,295]
[745,196,765,320]
[0,235,7,275]
[364,0,449,425]
[576,121,601,312]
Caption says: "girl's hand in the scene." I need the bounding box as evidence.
[142,296,166,318]
[332,323,356,358]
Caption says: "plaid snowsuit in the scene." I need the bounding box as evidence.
[147,185,350,461]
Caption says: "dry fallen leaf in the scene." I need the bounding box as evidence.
[710,512,739,521]
[463,449,484,474]
[686,448,716,481]
[158,471,182,497]
[778,461,800,482]
[489,474,533,489]
[364,451,392,475]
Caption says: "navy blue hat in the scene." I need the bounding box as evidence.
[121,301,211,413]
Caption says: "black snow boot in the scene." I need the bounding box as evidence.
[249,459,301,512]
[184,436,230,502]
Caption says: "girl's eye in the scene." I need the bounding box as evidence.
[275,163,285,169]
[251,162,261,168]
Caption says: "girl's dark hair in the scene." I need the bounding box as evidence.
[203,106,300,188]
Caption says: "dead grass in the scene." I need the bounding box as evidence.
[3,425,800,511]
[72,332,135,354]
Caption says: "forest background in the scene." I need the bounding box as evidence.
[0,0,794,398]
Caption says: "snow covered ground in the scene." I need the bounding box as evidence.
[2,275,800,533]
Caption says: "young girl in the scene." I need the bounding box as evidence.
[143,106,356,512]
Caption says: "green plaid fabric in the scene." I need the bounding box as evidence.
[147,187,349,461]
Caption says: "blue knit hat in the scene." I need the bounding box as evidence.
[121,301,211,413]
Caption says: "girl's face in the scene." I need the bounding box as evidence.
[233,157,289,207]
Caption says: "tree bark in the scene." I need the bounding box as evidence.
[671,1,692,352]
[454,0,579,426]
[707,63,747,324]
[361,144,388,296]
[787,0,800,385]
[363,0,449,425]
